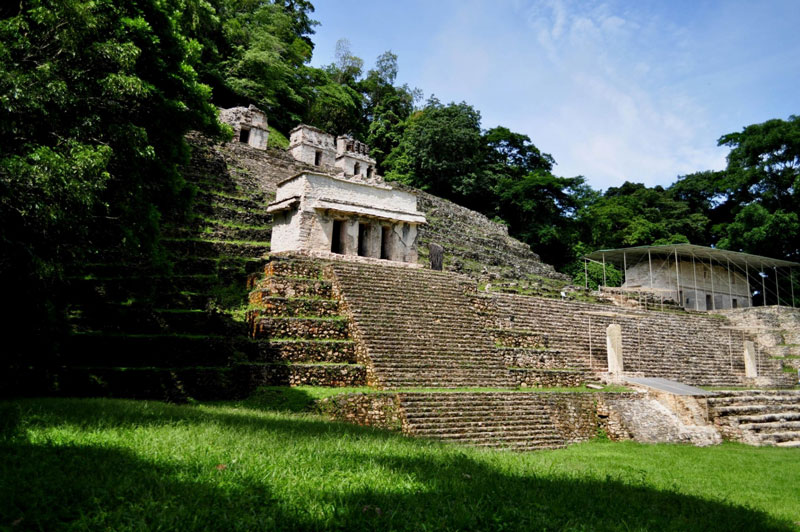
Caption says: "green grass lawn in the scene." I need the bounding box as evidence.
[1,395,798,531]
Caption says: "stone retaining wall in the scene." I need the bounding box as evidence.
[316,393,405,431]
[509,369,586,388]
[245,363,366,387]
[481,293,790,387]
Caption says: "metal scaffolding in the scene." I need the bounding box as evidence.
[584,244,798,311]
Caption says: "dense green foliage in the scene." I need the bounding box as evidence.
[1,397,798,530]
[673,116,800,260]
[0,0,224,360]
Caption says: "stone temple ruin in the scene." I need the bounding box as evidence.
[220,114,427,264]
[267,172,426,264]
[288,124,380,184]
[219,105,269,150]
[26,106,799,452]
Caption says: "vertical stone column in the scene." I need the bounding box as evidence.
[743,341,758,378]
[343,219,359,255]
[388,224,405,262]
[606,323,624,374]
[429,243,444,271]
[366,221,382,258]
[404,224,419,263]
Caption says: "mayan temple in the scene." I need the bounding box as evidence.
[22,106,800,450]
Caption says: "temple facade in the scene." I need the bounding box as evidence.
[267,172,426,263]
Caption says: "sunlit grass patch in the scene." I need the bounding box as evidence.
[1,397,798,531]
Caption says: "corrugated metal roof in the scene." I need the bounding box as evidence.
[584,244,799,269]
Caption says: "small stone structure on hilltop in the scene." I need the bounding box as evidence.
[288,124,381,184]
[219,105,269,150]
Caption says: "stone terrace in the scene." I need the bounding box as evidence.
[481,293,790,387]
[320,391,644,451]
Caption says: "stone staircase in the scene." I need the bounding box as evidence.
[707,390,800,447]
[246,258,366,387]
[56,138,278,400]
[399,393,566,450]
[329,261,511,389]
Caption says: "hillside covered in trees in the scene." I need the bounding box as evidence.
[2,0,798,354]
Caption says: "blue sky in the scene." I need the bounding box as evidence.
[308,0,800,191]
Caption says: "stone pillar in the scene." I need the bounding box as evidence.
[366,221,382,258]
[430,243,444,271]
[388,224,405,262]
[743,341,758,378]
[343,219,359,255]
[404,224,419,263]
[606,323,624,374]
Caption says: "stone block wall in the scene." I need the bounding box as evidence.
[316,393,405,431]
[509,369,585,388]
[246,256,368,388]
[481,292,790,386]
[317,391,646,449]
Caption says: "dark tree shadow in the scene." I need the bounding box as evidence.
[0,399,795,531]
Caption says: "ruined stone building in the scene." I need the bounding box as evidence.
[267,172,426,264]
[219,105,269,150]
[219,111,426,264]
[288,124,380,184]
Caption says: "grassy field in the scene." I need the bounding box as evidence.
[1,394,798,531]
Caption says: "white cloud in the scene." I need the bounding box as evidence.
[388,0,793,190]
[492,0,728,188]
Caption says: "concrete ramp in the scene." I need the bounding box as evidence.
[624,377,711,396]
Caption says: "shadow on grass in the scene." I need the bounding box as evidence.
[0,398,795,531]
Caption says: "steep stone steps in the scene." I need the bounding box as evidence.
[330,261,510,389]
[242,362,366,388]
[251,316,349,340]
[483,292,787,386]
[252,278,332,299]
[250,339,357,363]
[707,390,800,446]
[245,257,366,387]
[738,421,800,432]
[398,392,568,450]
[69,307,242,336]
[168,224,272,243]
[195,190,267,211]
[498,347,590,370]
[163,238,270,259]
[193,202,273,227]
[382,372,512,387]
[63,333,254,367]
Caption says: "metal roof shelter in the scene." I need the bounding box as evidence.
[585,244,800,269]
[583,244,798,310]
